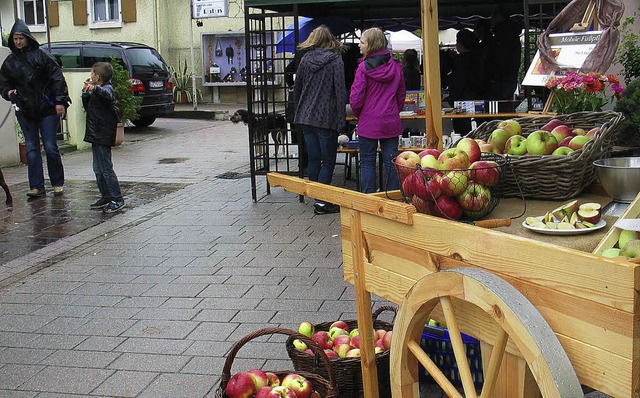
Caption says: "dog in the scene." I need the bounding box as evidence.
[230,109,288,157]
[0,168,12,206]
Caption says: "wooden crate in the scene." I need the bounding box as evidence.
[593,192,640,255]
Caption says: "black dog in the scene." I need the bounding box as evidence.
[0,168,12,206]
[230,109,288,157]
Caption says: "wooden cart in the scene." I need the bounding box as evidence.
[267,172,640,398]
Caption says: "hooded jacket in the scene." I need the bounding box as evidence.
[82,82,118,147]
[349,49,406,139]
[293,48,346,133]
[0,19,70,119]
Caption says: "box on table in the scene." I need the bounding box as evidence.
[593,192,640,255]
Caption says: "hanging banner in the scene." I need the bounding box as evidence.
[192,0,228,18]
[522,31,602,87]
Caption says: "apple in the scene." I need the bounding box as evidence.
[269,386,298,398]
[323,348,338,358]
[585,127,600,138]
[497,119,522,136]
[422,173,442,201]
[456,137,481,163]
[468,160,501,187]
[375,329,387,340]
[550,125,573,143]
[551,200,579,221]
[311,331,333,350]
[540,118,564,132]
[298,322,314,338]
[620,240,640,258]
[474,139,486,145]
[304,348,314,356]
[401,172,417,198]
[374,346,384,354]
[420,154,440,169]
[577,202,602,224]
[332,334,350,347]
[601,248,621,258]
[431,195,463,220]
[255,386,274,398]
[457,181,491,212]
[568,135,592,150]
[558,136,573,147]
[439,170,468,197]
[571,127,586,136]
[328,326,348,340]
[411,195,432,214]
[382,330,393,350]
[310,391,321,398]
[619,229,639,250]
[438,147,470,170]
[266,372,280,387]
[225,372,256,398]
[292,339,307,351]
[525,130,558,155]
[330,320,349,332]
[249,369,269,391]
[334,343,352,357]
[281,373,313,398]
[503,135,527,155]
[418,148,441,159]
[349,328,359,338]
[395,150,421,178]
[349,335,360,349]
[551,147,574,156]
[479,143,500,154]
[487,128,510,153]
[346,348,362,357]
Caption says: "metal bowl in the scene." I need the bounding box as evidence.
[593,157,640,203]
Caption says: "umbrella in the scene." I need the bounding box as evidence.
[275,16,355,53]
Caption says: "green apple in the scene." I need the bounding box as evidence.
[503,135,527,155]
[620,239,640,258]
[568,135,592,150]
[618,229,638,250]
[292,339,308,351]
[551,147,574,156]
[487,128,510,153]
[525,130,558,155]
[298,321,314,338]
[601,248,621,258]
[349,328,359,338]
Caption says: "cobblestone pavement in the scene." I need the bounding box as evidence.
[0,106,610,397]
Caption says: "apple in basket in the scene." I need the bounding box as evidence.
[420,154,440,170]
[455,138,481,163]
[402,171,420,198]
[439,170,468,197]
[395,151,421,178]
[249,369,270,390]
[540,118,564,132]
[432,195,463,220]
[457,181,492,212]
[330,320,349,331]
[525,130,558,155]
[497,119,522,136]
[332,334,351,347]
[282,373,313,398]
[418,148,441,159]
[468,161,501,187]
[311,331,333,350]
[558,136,573,147]
[438,148,470,170]
[487,128,510,153]
[479,143,501,154]
[568,135,592,150]
[298,322,314,338]
[266,372,280,387]
[550,125,573,143]
[503,135,527,156]
[225,371,256,398]
[585,127,600,138]
[256,385,298,398]
[552,147,574,156]
[411,195,432,214]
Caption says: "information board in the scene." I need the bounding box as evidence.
[522,31,602,87]
[192,0,228,18]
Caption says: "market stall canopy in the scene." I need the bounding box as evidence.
[387,30,422,52]
[275,16,356,53]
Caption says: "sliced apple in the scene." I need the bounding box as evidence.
[551,200,579,221]
[543,211,554,223]
[569,212,579,227]
[545,221,558,229]
[556,222,575,230]
[577,202,602,224]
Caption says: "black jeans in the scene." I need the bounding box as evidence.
[92,143,122,202]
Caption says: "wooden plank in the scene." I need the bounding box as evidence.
[594,192,640,254]
[421,0,442,149]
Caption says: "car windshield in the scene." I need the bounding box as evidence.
[126,48,169,74]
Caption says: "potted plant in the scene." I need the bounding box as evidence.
[109,57,142,144]
[170,59,202,104]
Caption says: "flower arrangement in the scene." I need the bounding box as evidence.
[545,71,624,115]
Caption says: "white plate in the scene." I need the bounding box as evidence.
[522,216,606,235]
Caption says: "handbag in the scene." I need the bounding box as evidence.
[215,39,223,57]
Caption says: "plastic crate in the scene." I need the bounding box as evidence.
[418,325,484,388]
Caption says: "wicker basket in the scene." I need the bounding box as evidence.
[215,327,337,398]
[463,111,624,200]
[286,306,397,398]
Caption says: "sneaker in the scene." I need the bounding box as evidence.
[90,198,110,210]
[313,202,340,215]
[26,188,45,198]
[53,186,64,195]
[103,200,125,214]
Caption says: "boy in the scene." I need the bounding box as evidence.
[82,62,125,213]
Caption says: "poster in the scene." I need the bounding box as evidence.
[522,31,602,87]
[192,0,228,18]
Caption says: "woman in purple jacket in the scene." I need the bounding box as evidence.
[350,28,406,194]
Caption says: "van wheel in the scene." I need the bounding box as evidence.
[132,116,156,128]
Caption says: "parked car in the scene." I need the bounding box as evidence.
[46,41,174,127]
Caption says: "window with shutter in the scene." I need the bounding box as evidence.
[87,0,123,28]
[72,0,88,26]
[16,0,47,32]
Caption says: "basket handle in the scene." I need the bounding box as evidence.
[372,305,397,323]
[219,327,337,393]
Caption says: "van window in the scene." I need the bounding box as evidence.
[49,47,81,68]
[83,47,124,68]
[126,48,169,74]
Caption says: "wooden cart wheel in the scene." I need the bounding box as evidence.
[390,267,583,398]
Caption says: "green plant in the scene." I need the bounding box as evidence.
[15,120,23,144]
[614,77,640,146]
[109,57,142,123]
[170,59,202,103]
[614,8,640,85]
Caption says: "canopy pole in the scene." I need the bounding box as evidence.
[421,0,442,149]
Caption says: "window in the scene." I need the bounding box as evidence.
[82,47,124,68]
[89,0,122,28]
[17,0,46,32]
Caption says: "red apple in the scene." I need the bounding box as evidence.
[374,338,385,350]
[479,143,500,154]
[439,170,468,197]
[382,330,393,350]
[457,181,491,212]
[350,335,360,349]
[468,160,501,187]
[311,331,333,350]
[375,329,387,340]
[437,147,470,170]
[558,136,573,147]
[418,148,441,159]
[346,348,362,357]
[395,150,421,179]
[431,195,463,220]
[330,320,349,332]
[332,334,351,347]
[422,173,442,201]
[540,118,563,132]
[269,386,298,398]
[249,369,269,391]
[585,127,600,138]
[577,202,602,224]
[304,348,314,356]
[334,343,352,357]
[420,154,440,169]
[550,125,572,143]
[310,391,321,398]
[525,130,558,155]
[487,128,510,153]
[225,372,256,398]
[281,373,313,398]
[455,137,481,163]
[568,135,592,150]
[411,195,432,214]
[497,119,522,136]
[572,127,587,136]
[255,386,274,398]
[266,372,280,387]
[401,171,417,198]
[323,348,338,358]
[503,135,527,155]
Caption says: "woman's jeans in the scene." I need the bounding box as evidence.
[301,125,338,203]
[359,136,399,194]
[92,143,122,202]
[17,113,64,190]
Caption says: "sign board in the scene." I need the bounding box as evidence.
[522,31,602,87]
[192,0,228,18]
